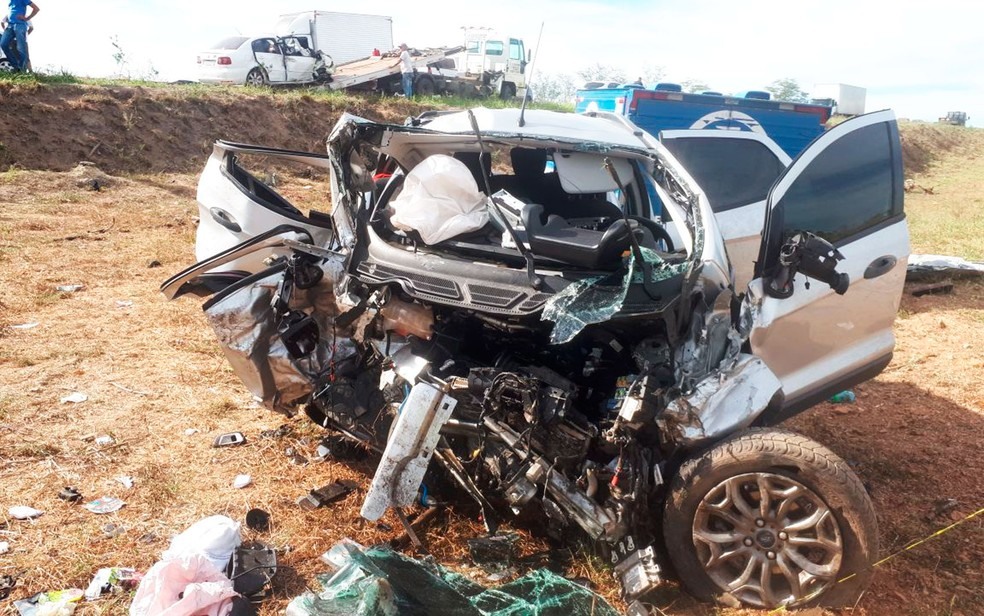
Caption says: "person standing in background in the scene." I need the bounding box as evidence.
[398,43,413,98]
[1,0,39,72]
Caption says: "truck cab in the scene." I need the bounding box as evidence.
[453,28,529,99]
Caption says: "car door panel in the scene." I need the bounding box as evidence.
[195,141,334,274]
[749,110,907,414]
[251,38,286,82]
[713,201,767,290]
[281,37,318,82]
[659,130,790,290]
[161,225,314,300]
[750,222,907,397]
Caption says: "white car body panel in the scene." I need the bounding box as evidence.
[361,382,457,521]
[750,110,908,406]
[195,143,334,272]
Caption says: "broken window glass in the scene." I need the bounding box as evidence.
[542,247,686,345]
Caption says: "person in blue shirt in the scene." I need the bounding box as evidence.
[1,0,40,72]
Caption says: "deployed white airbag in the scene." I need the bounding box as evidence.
[389,154,489,245]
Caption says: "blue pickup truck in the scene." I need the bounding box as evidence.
[574,84,832,158]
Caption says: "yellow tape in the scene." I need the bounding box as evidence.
[768,506,984,613]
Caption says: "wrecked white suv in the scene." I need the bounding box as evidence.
[163,107,909,609]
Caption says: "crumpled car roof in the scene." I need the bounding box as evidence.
[418,107,656,153]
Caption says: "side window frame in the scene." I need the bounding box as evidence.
[661,136,787,213]
[775,121,903,245]
[508,39,522,61]
[756,114,904,277]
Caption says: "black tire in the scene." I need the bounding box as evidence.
[663,428,877,609]
[500,82,517,100]
[245,67,268,87]
[414,74,435,96]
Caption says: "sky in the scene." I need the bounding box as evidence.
[18,0,984,126]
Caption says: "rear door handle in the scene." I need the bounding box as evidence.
[209,207,242,234]
[863,255,897,279]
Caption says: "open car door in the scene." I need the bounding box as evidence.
[748,110,909,421]
[194,141,334,275]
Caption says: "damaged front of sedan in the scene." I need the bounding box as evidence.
[165,107,909,609]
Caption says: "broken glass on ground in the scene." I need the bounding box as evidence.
[83,497,125,515]
[287,540,619,616]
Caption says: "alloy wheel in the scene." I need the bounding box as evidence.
[692,472,843,607]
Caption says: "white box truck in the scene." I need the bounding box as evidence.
[276,11,394,66]
[811,83,866,116]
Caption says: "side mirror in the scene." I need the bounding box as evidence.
[765,232,850,299]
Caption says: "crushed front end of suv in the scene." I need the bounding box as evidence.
[164,106,909,609]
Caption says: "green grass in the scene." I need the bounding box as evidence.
[0,69,79,84]
[0,70,573,111]
[904,135,984,260]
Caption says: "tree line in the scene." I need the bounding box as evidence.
[532,65,810,104]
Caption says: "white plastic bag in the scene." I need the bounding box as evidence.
[162,515,241,572]
[389,154,489,245]
[129,554,237,616]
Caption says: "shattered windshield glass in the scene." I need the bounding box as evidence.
[542,247,687,344]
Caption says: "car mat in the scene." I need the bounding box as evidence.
[227,541,278,602]
[228,595,259,616]
[310,479,360,504]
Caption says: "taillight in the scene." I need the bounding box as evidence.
[628,89,682,113]
[217,57,232,65]
[794,104,832,123]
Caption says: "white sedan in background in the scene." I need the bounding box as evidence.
[197,34,325,86]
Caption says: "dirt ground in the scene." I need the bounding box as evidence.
[0,85,982,616]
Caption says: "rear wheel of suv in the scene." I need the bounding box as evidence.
[663,428,878,609]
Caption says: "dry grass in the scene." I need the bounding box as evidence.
[901,123,984,260]
[0,170,587,614]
